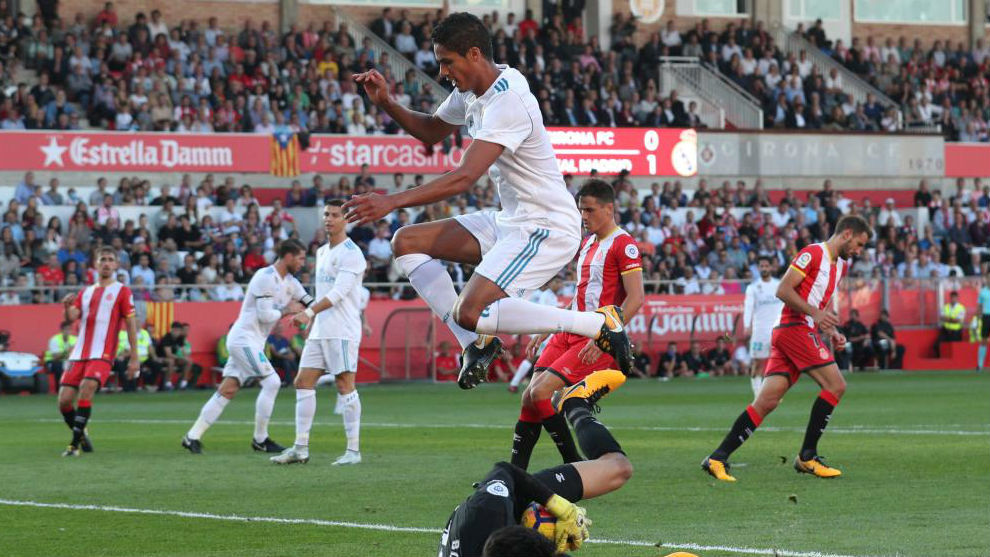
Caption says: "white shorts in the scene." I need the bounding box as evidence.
[300,338,359,376]
[455,210,579,298]
[223,345,276,383]
[749,333,772,359]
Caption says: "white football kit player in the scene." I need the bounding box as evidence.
[744,277,783,359]
[301,238,367,376]
[225,266,311,383]
[435,65,581,298]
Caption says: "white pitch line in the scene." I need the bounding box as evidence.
[32,418,990,436]
[0,498,880,557]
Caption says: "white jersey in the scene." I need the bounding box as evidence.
[744,277,783,337]
[226,265,308,348]
[435,65,580,238]
[311,238,366,341]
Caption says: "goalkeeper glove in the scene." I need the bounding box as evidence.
[545,494,591,552]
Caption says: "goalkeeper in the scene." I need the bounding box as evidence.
[438,370,633,556]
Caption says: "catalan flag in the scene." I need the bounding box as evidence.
[146,301,174,340]
[271,131,300,177]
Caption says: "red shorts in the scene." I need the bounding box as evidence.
[764,324,835,385]
[535,332,615,385]
[61,360,113,388]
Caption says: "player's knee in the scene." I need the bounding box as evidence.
[452,303,480,331]
[829,381,847,400]
[218,384,238,399]
[390,227,416,257]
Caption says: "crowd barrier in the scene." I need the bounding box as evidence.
[1,284,982,383]
[0,129,983,178]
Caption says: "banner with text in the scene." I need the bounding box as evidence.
[697,132,945,177]
[303,127,698,177]
[0,131,271,173]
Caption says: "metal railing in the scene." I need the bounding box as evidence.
[332,7,447,107]
[770,26,903,128]
[657,57,763,129]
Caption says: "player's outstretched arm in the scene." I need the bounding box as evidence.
[776,267,838,332]
[353,70,459,145]
[343,139,503,225]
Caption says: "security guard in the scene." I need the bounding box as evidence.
[937,291,966,357]
[45,321,77,387]
[115,324,154,391]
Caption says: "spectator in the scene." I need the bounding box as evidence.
[434,340,459,381]
[871,309,904,369]
[213,271,245,301]
[839,309,874,371]
[683,341,707,377]
[705,337,732,377]
[657,341,683,381]
[266,322,298,385]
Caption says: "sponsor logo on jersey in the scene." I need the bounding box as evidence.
[819,347,829,360]
[795,252,813,269]
[486,480,509,497]
[625,243,639,259]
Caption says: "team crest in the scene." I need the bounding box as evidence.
[625,244,639,259]
[796,252,812,269]
[819,347,829,360]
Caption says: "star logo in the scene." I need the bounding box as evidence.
[40,137,67,167]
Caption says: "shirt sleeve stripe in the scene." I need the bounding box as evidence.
[620,267,643,275]
[789,265,806,277]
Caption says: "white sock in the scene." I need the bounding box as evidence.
[179,379,188,389]
[397,254,477,349]
[294,389,316,448]
[510,359,533,387]
[187,392,230,440]
[474,297,604,337]
[254,374,280,443]
[339,391,361,452]
[750,375,763,395]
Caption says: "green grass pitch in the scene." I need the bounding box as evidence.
[1,371,988,557]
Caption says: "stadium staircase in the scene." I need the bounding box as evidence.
[331,6,448,107]
[657,56,763,129]
[769,25,914,130]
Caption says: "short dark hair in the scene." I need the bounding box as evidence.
[576,179,615,205]
[277,239,306,258]
[432,12,493,60]
[326,199,345,208]
[834,215,872,238]
[482,526,559,557]
[96,246,117,259]
[757,255,773,265]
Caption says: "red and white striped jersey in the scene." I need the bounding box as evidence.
[68,281,135,362]
[572,228,642,312]
[778,243,847,329]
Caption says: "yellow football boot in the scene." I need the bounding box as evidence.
[794,455,842,478]
[552,369,626,413]
[701,457,737,482]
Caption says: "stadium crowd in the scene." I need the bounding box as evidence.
[1,1,988,138]
[2,169,989,307]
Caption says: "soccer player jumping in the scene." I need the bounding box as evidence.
[345,13,633,387]
[58,247,140,457]
[702,215,872,481]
